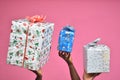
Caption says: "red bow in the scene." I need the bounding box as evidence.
[26,15,46,23]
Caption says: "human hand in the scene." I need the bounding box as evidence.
[31,69,42,80]
[83,70,101,80]
[58,51,72,65]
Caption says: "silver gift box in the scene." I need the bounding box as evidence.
[83,38,110,73]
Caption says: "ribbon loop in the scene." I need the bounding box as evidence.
[87,38,101,47]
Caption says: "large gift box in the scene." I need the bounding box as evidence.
[58,26,75,52]
[7,16,54,70]
[83,38,110,73]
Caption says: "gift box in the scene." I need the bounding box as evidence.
[58,26,75,52]
[7,16,54,70]
[83,38,110,73]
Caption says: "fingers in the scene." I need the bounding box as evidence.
[59,51,70,55]
[58,51,70,59]
[64,52,70,60]
[89,73,101,77]
[58,51,63,57]
[94,73,101,77]
[30,70,38,74]
[30,70,37,73]
[84,69,101,79]
[67,53,70,59]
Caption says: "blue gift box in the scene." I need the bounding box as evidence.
[58,26,75,52]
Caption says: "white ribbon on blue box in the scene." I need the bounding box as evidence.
[58,25,75,52]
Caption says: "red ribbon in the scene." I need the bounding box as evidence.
[26,15,46,23]
[22,25,29,67]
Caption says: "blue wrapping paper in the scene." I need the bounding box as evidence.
[58,26,75,52]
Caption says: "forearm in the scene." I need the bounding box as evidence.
[38,76,42,80]
[32,70,42,80]
[68,62,81,80]
[35,75,42,80]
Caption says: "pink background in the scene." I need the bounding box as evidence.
[0,0,120,80]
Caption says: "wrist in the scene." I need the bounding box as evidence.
[83,76,93,80]
[83,77,93,80]
[67,61,73,66]
[67,59,73,65]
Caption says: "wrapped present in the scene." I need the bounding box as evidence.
[7,16,54,70]
[83,38,110,73]
[58,26,75,52]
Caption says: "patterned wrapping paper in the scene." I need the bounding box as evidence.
[83,38,110,73]
[58,26,75,53]
[7,19,54,70]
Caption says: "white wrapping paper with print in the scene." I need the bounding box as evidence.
[7,19,54,70]
[83,38,110,73]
